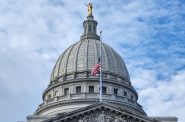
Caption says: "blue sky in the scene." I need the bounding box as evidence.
[0,0,185,122]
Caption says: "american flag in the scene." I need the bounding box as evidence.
[91,58,101,76]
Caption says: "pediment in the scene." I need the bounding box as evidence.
[43,102,156,122]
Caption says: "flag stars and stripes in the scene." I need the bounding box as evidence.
[91,62,101,76]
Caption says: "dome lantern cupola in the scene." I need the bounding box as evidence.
[81,3,100,40]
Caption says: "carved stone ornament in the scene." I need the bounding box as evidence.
[78,111,126,122]
[114,115,126,122]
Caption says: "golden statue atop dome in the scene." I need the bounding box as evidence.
[87,3,93,16]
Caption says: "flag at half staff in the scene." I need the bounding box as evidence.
[91,58,101,76]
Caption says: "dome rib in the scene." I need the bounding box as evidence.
[77,40,87,71]
[74,40,84,73]
[54,54,63,79]
[117,53,129,78]
[67,42,80,73]
[52,50,66,81]
[64,44,76,74]
[93,39,98,68]
[59,45,73,76]
[109,46,119,74]
[112,49,124,75]
[87,39,96,70]
[103,44,116,74]
[56,52,65,78]
[84,39,89,71]
[102,43,109,72]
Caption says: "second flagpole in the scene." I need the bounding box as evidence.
[100,31,103,102]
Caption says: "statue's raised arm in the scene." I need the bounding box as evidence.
[87,3,93,16]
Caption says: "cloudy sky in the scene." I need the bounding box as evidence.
[0,0,185,122]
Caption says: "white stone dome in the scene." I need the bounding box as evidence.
[50,38,130,84]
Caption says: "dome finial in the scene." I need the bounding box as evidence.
[87,3,93,16]
[81,3,99,40]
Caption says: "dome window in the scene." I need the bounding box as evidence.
[85,26,87,33]
[89,86,94,93]
[55,91,59,97]
[48,94,51,99]
[88,25,92,32]
[102,87,107,94]
[76,86,81,94]
[131,95,133,100]
[93,25,96,32]
[64,88,69,95]
[124,91,127,97]
[114,88,118,96]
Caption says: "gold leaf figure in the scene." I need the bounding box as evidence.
[87,3,93,16]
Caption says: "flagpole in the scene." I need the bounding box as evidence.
[100,31,103,102]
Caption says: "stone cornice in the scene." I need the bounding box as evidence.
[34,99,145,116]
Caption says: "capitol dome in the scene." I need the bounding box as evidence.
[50,38,130,83]
[34,14,146,117]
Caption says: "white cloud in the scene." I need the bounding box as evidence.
[137,70,185,122]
